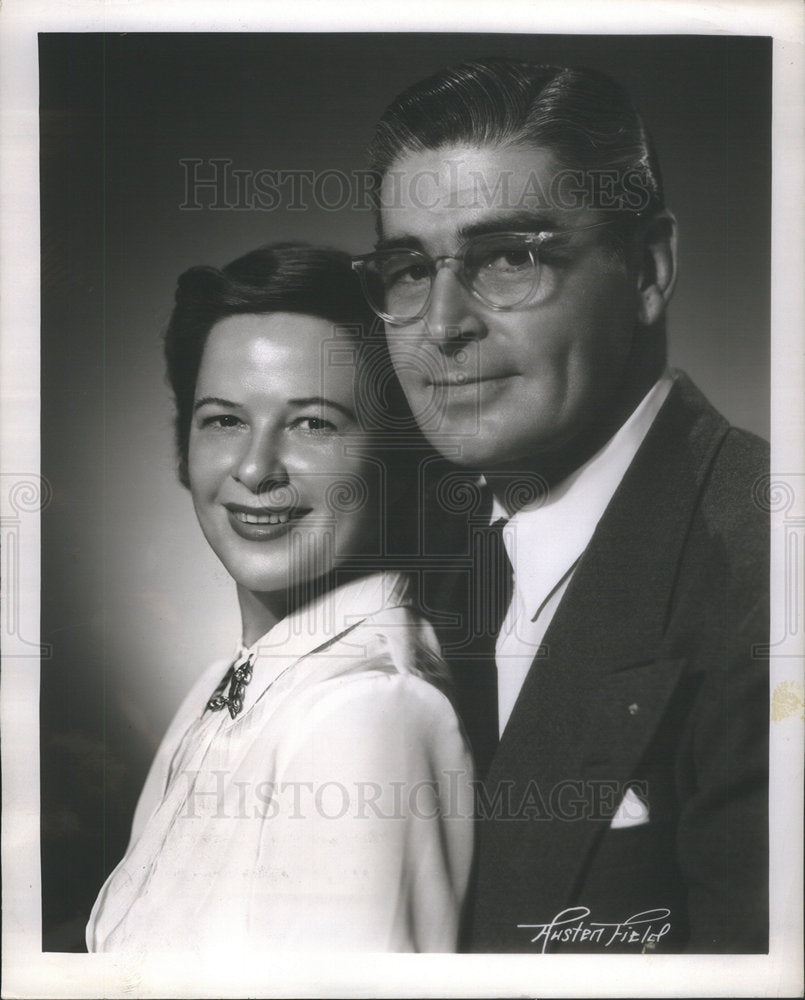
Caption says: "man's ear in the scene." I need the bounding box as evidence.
[634,210,678,327]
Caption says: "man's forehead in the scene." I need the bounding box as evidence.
[378,141,585,243]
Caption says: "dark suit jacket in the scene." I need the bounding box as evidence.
[430,374,769,954]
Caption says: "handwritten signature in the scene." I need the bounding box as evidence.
[518,906,672,952]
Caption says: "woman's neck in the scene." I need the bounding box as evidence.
[236,585,288,648]
[236,570,349,647]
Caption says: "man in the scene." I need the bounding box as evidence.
[352,58,768,953]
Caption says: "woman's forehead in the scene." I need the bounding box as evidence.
[198,312,361,402]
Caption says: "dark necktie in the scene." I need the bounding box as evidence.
[454,517,514,778]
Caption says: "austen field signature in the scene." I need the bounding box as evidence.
[518,906,672,952]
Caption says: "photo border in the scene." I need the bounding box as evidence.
[1,2,802,997]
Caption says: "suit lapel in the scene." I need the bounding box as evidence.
[481,375,731,907]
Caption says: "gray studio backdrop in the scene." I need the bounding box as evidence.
[39,32,770,949]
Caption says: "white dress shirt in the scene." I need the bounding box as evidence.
[86,572,474,954]
[492,372,675,735]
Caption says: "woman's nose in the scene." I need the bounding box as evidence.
[234,428,288,494]
[423,264,487,346]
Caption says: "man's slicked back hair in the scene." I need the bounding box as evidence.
[369,57,664,221]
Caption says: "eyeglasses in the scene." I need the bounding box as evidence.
[352,220,623,326]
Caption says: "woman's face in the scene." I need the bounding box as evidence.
[188,312,377,599]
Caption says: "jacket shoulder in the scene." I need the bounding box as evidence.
[661,374,769,552]
[698,425,769,554]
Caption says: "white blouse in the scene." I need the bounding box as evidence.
[86,572,474,953]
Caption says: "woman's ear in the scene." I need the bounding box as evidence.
[634,210,678,327]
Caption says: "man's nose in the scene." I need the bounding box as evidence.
[234,427,288,494]
[423,264,487,346]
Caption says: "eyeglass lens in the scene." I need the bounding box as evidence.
[363,235,540,321]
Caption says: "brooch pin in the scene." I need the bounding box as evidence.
[207,651,255,719]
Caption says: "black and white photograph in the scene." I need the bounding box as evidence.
[1,2,803,997]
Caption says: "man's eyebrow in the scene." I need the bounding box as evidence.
[289,397,357,421]
[457,212,563,241]
[194,396,239,411]
[375,213,565,254]
[374,235,425,253]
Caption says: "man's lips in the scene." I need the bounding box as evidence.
[428,373,516,387]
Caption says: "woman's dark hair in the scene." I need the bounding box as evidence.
[369,57,664,240]
[164,242,384,487]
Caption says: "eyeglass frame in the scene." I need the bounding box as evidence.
[351,217,637,326]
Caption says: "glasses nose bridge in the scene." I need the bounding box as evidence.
[427,252,471,308]
[429,252,472,301]
[431,251,464,279]
[422,252,485,341]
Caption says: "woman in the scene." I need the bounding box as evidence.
[86,244,474,953]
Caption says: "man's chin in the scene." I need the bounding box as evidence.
[423,430,516,470]
[422,427,583,487]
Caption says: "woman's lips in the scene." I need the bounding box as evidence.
[234,509,293,525]
[226,506,311,541]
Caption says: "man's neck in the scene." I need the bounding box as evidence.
[486,355,666,516]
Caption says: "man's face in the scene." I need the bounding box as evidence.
[378,143,642,470]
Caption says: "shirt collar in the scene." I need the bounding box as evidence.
[492,371,675,621]
[236,571,411,689]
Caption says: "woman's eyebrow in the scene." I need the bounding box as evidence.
[289,397,357,421]
[194,396,240,411]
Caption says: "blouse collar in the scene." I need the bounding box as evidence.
[233,570,412,692]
